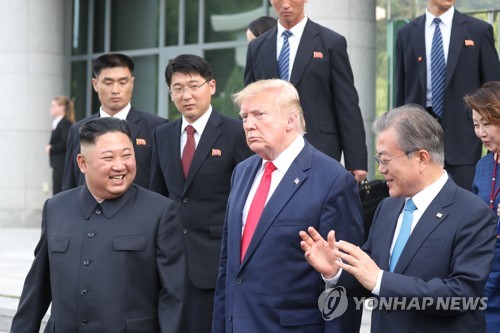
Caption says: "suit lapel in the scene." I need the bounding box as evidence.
[184,111,222,190]
[239,143,312,268]
[290,20,319,86]
[263,29,279,77]
[166,120,184,183]
[393,179,454,273]
[126,108,142,141]
[445,11,467,89]
[377,199,406,271]
[411,16,427,95]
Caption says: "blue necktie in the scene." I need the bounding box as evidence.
[278,30,292,81]
[431,17,446,118]
[389,199,417,272]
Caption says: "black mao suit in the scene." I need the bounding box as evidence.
[62,107,167,190]
[149,109,253,333]
[245,19,367,171]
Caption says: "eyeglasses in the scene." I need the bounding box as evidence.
[169,80,209,97]
[373,151,416,168]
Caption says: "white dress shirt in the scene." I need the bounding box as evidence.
[180,106,212,158]
[241,135,305,234]
[425,6,454,107]
[276,16,308,81]
[99,103,131,120]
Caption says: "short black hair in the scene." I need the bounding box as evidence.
[164,54,213,87]
[79,117,132,146]
[248,16,276,38]
[92,53,135,78]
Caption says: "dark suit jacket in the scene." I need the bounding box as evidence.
[338,178,497,333]
[244,19,367,171]
[62,108,167,190]
[149,110,253,289]
[213,141,364,333]
[10,184,187,333]
[396,10,500,166]
[49,117,72,169]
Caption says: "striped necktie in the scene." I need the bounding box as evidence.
[430,17,446,118]
[278,30,293,81]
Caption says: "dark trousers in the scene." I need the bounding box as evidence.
[186,280,215,333]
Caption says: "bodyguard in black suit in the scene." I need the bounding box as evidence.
[62,53,167,191]
[149,54,253,333]
[396,0,500,190]
[12,118,187,333]
[46,96,74,195]
[245,0,367,182]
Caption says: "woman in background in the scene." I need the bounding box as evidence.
[246,15,276,42]
[45,96,74,195]
[466,81,500,333]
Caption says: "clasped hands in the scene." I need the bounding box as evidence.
[299,226,379,291]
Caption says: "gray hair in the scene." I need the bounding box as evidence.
[233,79,306,135]
[373,104,444,166]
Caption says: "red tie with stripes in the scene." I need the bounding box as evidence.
[241,162,277,262]
[182,125,196,178]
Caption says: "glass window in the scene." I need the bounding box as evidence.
[93,0,105,53]
[71,61,88,121]
[205,48,244,119]
[72,0,89,55]
[185,0,200,44]
[131,55,159,115]
[111,0,159,50]
[205,0,264,43]
[165,0,180,45]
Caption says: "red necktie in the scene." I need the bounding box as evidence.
[241,162,277,262]
[182,125,196,178]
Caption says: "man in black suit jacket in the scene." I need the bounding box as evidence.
[396,0,500,190]
[245,0,367,183]
[62,53,167,190]
[300,105,497,333]
[149,54,253,333]
[11,118,187,333]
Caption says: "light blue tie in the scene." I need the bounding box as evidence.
[389,198,417,272]
[278,30,292,81]
[431,17,446,118]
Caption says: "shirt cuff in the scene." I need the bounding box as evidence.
[322,268,343,286]
[371,269,384,295]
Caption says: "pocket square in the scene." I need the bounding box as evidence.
[313,51,323,59]
[464,39,474,46]
[136,138,147,145]
[212,148,222,156]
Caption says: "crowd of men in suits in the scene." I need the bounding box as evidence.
[11,0,500,332]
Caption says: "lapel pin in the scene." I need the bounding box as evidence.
[464,39,474,46]
[136,138,146,145]
[294,178,300,184]
[436,212,443,219]
[211,148,222,156]
[417,56,423,62]
[313,51,323,59]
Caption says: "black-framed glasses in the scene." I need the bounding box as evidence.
[169,80,209,97]
[373,151,417,168]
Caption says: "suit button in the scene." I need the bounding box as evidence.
[236,278,242,285]
[182,197,189,204]
[88,232,95,238]
[81,289,87,295]
[83,260,90,266]
[81,320,88,326]
[183,229,188,235]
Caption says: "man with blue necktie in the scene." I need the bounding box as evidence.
[395,0,500,190]
[300,104,498,333]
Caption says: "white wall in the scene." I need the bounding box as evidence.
[0,0,66,227]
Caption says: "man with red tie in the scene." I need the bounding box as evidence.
[212,79,364,333]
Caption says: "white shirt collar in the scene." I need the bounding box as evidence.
[277,15,308,41]
[181,106,212,135]
[409,171,448,213]
[52,115,64,130]
[260,135,305,174]
[99,103,131,120]
[426,5,454,27]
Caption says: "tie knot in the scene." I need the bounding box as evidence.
[185,125,195,135]
[282,30,292,39]
[404,198,417,212]
[433,17,442,25]
[264,162,277,175]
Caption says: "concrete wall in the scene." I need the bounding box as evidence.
[0,0,66,227]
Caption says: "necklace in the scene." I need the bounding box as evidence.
[489,153,500,209]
